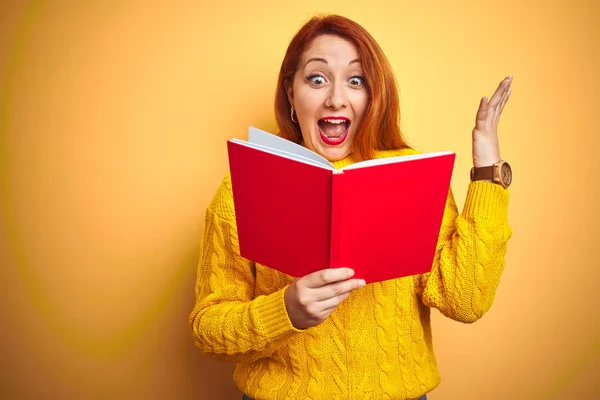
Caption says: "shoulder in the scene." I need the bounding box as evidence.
[374,147,422,159]
[207,173,236,222]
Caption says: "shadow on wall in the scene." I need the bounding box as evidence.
[188,355,240,398]
[180,258,242,399]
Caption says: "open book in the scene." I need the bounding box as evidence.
[227,127,455,283]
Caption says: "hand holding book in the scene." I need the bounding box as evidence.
[284,268,366,329]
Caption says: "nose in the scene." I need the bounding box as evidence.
[325,81,347,109]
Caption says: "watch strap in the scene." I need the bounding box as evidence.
[471,165,495,181]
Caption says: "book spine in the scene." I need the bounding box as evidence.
[329,171,344,268]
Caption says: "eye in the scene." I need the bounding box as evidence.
[307,74,326,86]
[349,76,365,87]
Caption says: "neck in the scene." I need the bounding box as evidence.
[330,152,359,170]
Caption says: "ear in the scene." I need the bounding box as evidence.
[285,79,294,106]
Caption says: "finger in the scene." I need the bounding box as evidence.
[493,84,512,125]
[485,77,511,131]
[307,303,340,325]
[302,268,355,288]
[320,304,343,319]
[301,291,351,325]
[475,96,489,131]
[317,290,352,310]
[496,89,511,122]
[490,77,510,109]
[312,278,366,302]
[488,77,511,113]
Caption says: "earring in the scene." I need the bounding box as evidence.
[290,105,298,123]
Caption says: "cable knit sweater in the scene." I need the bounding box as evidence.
[189,148,512,400]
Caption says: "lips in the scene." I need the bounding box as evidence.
[317,117,350,146]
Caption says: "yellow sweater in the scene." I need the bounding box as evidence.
[189,148,512,399]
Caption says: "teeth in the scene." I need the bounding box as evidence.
[322,119,347,124]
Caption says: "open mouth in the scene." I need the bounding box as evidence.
[317,117,350,146]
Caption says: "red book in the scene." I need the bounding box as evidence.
[227,127,455,284]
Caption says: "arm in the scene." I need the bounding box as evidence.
[416,76,514,322]
[415,181,512,323]
[189,175,300,363]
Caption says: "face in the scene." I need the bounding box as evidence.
[287,35,368,161]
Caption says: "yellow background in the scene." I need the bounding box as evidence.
[1,1,598,399]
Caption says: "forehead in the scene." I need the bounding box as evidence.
[301,34,360,65]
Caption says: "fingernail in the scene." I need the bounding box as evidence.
[360,279,366,286]
[348,269,355,277]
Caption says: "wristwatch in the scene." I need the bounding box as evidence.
[470,159,512,188]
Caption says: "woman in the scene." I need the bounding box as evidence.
[190,14,512,400]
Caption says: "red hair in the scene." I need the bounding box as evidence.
[274,14,410,161]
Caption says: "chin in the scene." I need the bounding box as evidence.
[319,147,351,162]
[303,131,353,162]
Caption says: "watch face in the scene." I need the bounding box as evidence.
[501,163,512,186]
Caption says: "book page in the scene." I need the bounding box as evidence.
[340,151,454,171]
[231,139,333,170]
[248,126,334,169]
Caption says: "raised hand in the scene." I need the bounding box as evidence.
[472,76,512,168]
[284,268,366,329]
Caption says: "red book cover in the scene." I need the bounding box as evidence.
[227,127,455,283]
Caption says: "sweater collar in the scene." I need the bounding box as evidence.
[329,153,361,170]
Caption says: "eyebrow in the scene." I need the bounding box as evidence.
[304,57,360,67]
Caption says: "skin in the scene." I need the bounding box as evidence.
[284,268,365,330]
[284,34,513,330]
[286,34,368,162]
[473,76,512,168]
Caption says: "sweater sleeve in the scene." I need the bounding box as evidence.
[414,180,512,323]
[189,174,301,363]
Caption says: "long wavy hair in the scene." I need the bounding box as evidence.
[274,15,410,161]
